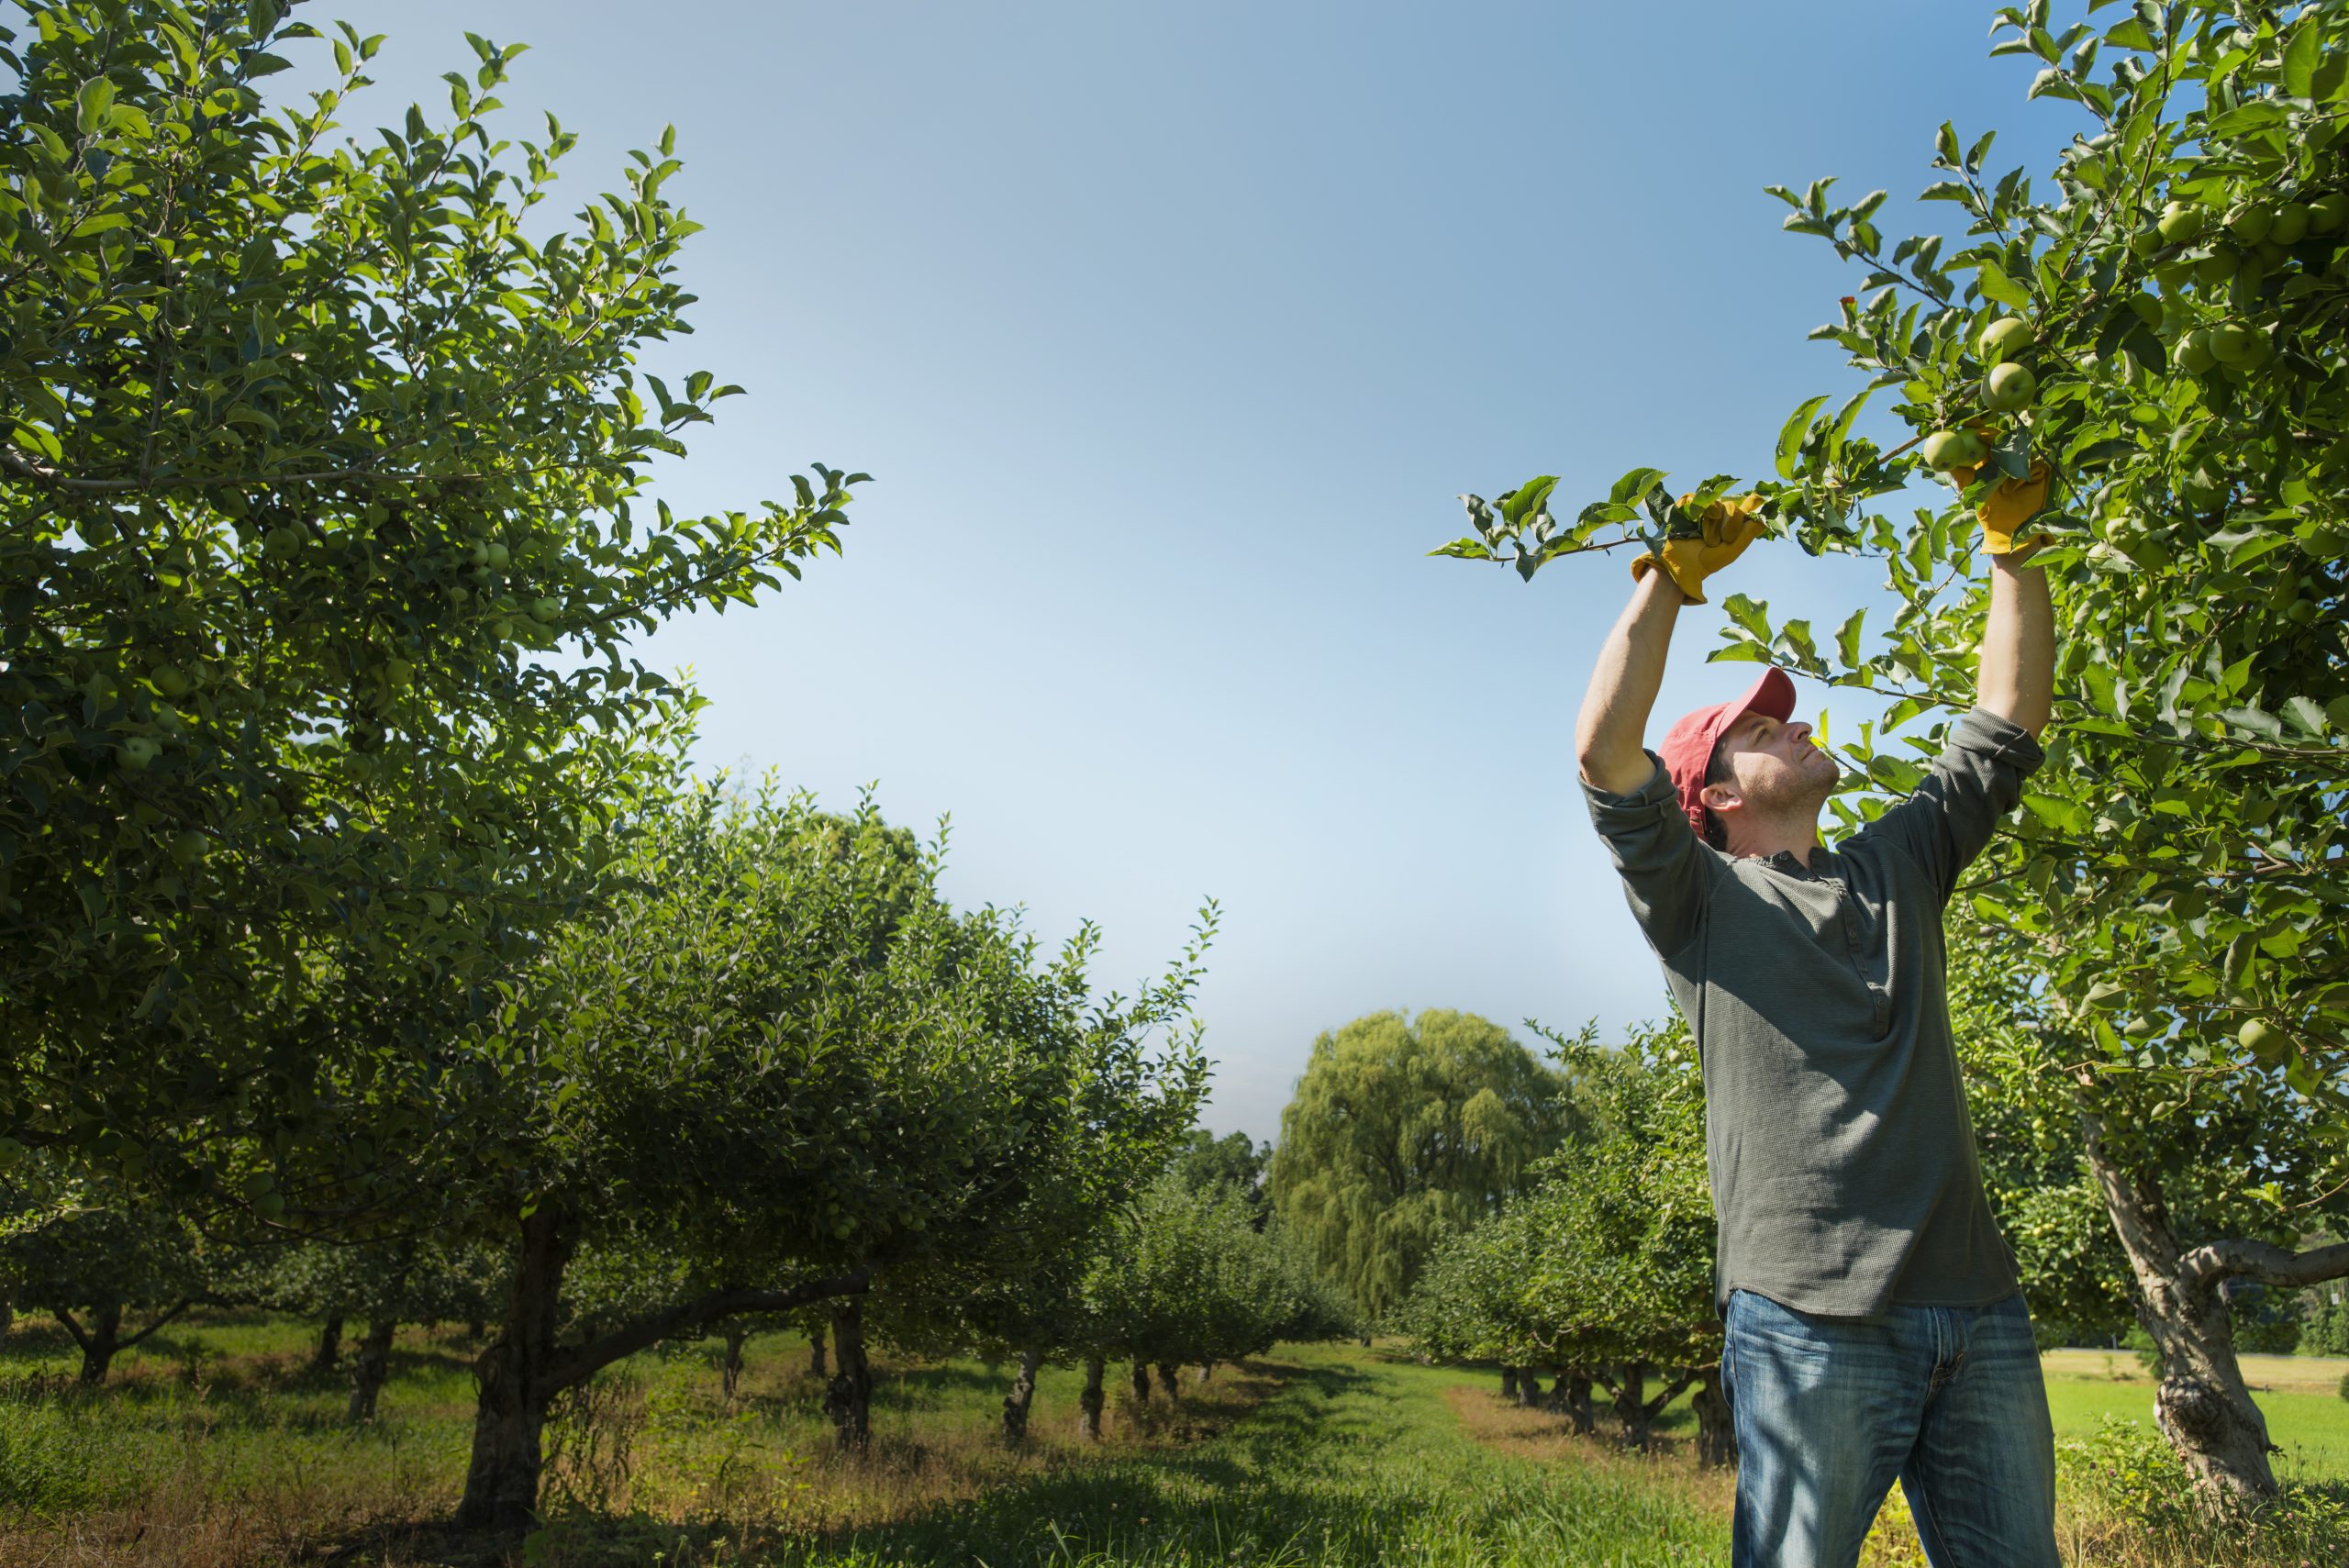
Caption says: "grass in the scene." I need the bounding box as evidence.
[0,1314,2344,1565]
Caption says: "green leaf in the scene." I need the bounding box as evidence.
[1499,476,1558,529]
[1976,261,2032,309]
[1775,395,1831,480]
[1427,537,1494,562]
[1834,608,1865,669]
[75,77,116,137]
[1719,593,1773,644]
[2279,696,2327,737]
[2282,21,2318,99]
[1609,467,1666,507]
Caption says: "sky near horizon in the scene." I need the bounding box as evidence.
[279,2,2087,1141]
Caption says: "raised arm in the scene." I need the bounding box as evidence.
[1576,570,1686,794]
[1976,552,2054,739]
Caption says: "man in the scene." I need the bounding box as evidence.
[1574,468,2060,1568]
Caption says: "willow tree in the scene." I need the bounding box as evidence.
[1269,1009,1570,1323]
[1441,0,2348,1515]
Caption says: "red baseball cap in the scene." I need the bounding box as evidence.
[1660,666,1797,840]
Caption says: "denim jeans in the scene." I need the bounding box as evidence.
[1722,1288,2061,1568]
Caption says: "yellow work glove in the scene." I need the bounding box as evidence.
[1950,431,2054,557]
[1629,493,1766,606]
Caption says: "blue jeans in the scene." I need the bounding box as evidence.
[1722,1288,2060,1568]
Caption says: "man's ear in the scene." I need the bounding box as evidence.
[1699,779,1741,816]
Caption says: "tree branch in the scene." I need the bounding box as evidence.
[117,1298,194,1351]
[2181,1239,2349,1293]
[50,1307,91,1353]
[544,1271,871,1394]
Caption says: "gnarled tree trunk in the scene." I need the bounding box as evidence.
[2082,1106,2277,1508]
[807,1319,827,1382]
[1514,1367,1542,1408]
[312,1314,345,1375]
[1079,1355,1107,1440]
[1130,1361,1152,1404]
[454,1205,571,1530]
[1498,1366,1519,1401]
[824,1300,873,1452]
[1001,1347,1043,1444]
[1691,1363,1735,1469]
[1154,1362,1180,1404]
[348,1317,396,1422]
[1595,1361,1696,1451]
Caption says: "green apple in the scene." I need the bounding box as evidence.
[168,829,210,863]
[150,664,193,697]
[2194,250,2237,289]
[2237,1018,2285,1060]
[2207,322,2255,364]
[2227,204,2275,244]
[384,658,414,689]
[485,542,511,569]
[2156,200,2205,243]
[1921,428,1988,471]
[2266,202,2310,246]
[117,736,161,772]
[2175,329,2217,374]
[1976,317,2034,362]
[1984,362,2038,410]
[2310,194,2349,235]
[531,597,561,621]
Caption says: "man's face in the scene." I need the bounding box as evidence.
[1707,708,1840,820]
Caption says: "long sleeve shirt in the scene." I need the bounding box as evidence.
[1579,706,2045,1317]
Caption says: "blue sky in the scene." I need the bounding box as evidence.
[287,2,2086,1140]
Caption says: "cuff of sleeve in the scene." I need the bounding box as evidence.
[1953,706,2045,772]
[1582,750,1677,817]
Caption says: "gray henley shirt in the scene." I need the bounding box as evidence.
[1580,706,2044,1318]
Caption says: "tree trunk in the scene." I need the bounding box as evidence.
[1130,1361,1152,1404]
[1001,1347,1043,1444]
[1514,1367,1542,1408]
[0,1294,12,1340]
[2082,1106,2277,1508]
[64,1300,123,1385]
[348,1317,396,1422]
[807,1319,828,1382]
[1691,1363,1735,1469]
[1561,1370,1596,1436]
[1597,1361,1695,1451]
[1197,1361,1213,1383]
[454,1204,571,1531]
[823,1299,873,1453]
[720,1325,749,1399]
[1498,1366,1519,1400]
[312,1314,345,1375]
[1154,1362,1180,1404]
[1079,1355,1107,1440]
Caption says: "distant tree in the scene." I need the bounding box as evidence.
[1169,1129,1272,1229]
[0,1164,209,1384]
[1269,1009,1571,1324]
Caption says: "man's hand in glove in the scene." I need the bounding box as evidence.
[1630,493,1767,606]
[1950,431,2054,560]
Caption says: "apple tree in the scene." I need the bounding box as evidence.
[0,1,861,1207]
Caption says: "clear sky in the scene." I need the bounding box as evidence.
[284,1,2085,1140]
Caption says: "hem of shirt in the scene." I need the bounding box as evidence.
[1717,1276,2021,1319]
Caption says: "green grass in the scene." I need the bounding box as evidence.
[741,1348,1730,1568]
[4,1314,2346,1565]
